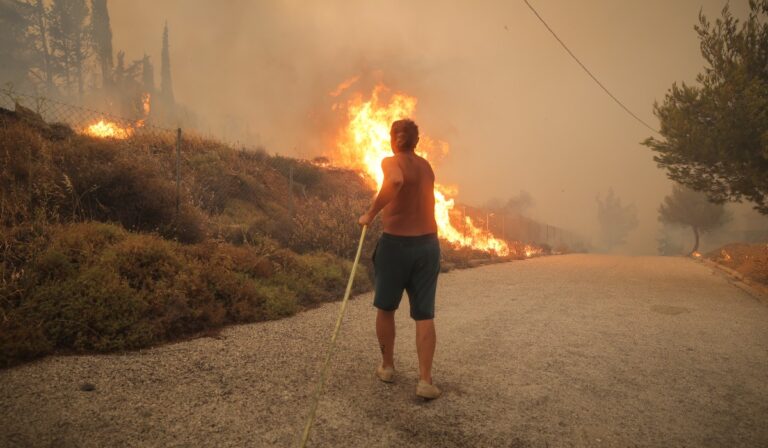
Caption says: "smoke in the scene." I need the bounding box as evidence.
[108,0,756,255]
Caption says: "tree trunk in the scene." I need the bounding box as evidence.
[689,226,700,255]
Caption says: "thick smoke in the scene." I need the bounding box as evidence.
[104,0,763,254]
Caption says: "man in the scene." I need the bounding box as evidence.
[358,119,442,400]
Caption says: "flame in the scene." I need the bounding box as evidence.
[333,84,510,256]
[82,93,151,138]
[142,92,151,116]
[83,119,133,139]
[524,245,542,258]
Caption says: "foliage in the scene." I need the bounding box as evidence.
[47,0,91,96]
[596,188,638,250]
[658,184,729,254]
[0,116,384,368]
[0,120,207,242]
[290,194,380,258]
[0,221,372,367]
[644,1,768,214]
[656,224,687,256]
[268,155,324,191]
[90,0,114,89]
[658,185,729,231]
[0,0,36,90]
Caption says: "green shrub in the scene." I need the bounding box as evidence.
[260,284,298,318]
[28,266,151,352]
[277,252,371,305]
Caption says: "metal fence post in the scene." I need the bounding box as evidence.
[288,165,294,213]
[28,143,33,215]
[175,128,181,217]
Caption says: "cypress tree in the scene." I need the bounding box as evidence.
[90,0,113,89]
[160,21,174,104]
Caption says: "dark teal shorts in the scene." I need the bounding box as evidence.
[372,233,440,320]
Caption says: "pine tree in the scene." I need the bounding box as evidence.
[160,21,174,104]
[658,185,729,255]
[644,1,768,214]
[90,0,113,90]
[0,0,35,89]
[141,54,155,93]
[113,49,125,87]
[596,188,639,251]
[48,0,90,97]
[25,0,55,93]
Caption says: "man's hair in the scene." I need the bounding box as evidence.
[390,119,419,152]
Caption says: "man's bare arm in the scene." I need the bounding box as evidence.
[358,158,403,226]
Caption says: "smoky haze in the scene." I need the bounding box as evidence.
[110,0,752,255]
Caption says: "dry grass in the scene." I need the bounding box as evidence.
[0,113,375,367]
[705,243,768,286]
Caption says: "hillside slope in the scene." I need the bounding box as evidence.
[0,108,379,367]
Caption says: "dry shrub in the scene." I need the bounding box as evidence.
[0,118,383,368]
[707,243,768,285]
[269,156,324,190]
[0,123,67,225]
[0,121,208,242]
[290,194,380,259]
[188,151,265,214]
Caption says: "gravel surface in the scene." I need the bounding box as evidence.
[2,254,768,447]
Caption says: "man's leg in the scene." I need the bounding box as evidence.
[376,309,396,368]
[415,319,436,383]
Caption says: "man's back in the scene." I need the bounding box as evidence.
[360,118,443,400]
[382,152,438,236]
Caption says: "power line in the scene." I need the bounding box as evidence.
[522,0,660,135]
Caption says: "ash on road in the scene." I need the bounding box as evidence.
[2,254,767,447]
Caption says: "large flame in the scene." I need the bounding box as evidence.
[333,84,511,256]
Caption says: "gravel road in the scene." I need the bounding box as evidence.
[2,254,767,447]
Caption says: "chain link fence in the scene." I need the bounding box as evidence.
[1,87,590,252]
[0,87,190,223]
[0,87,178,141]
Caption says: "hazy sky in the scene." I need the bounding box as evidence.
[110,0,753,254]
